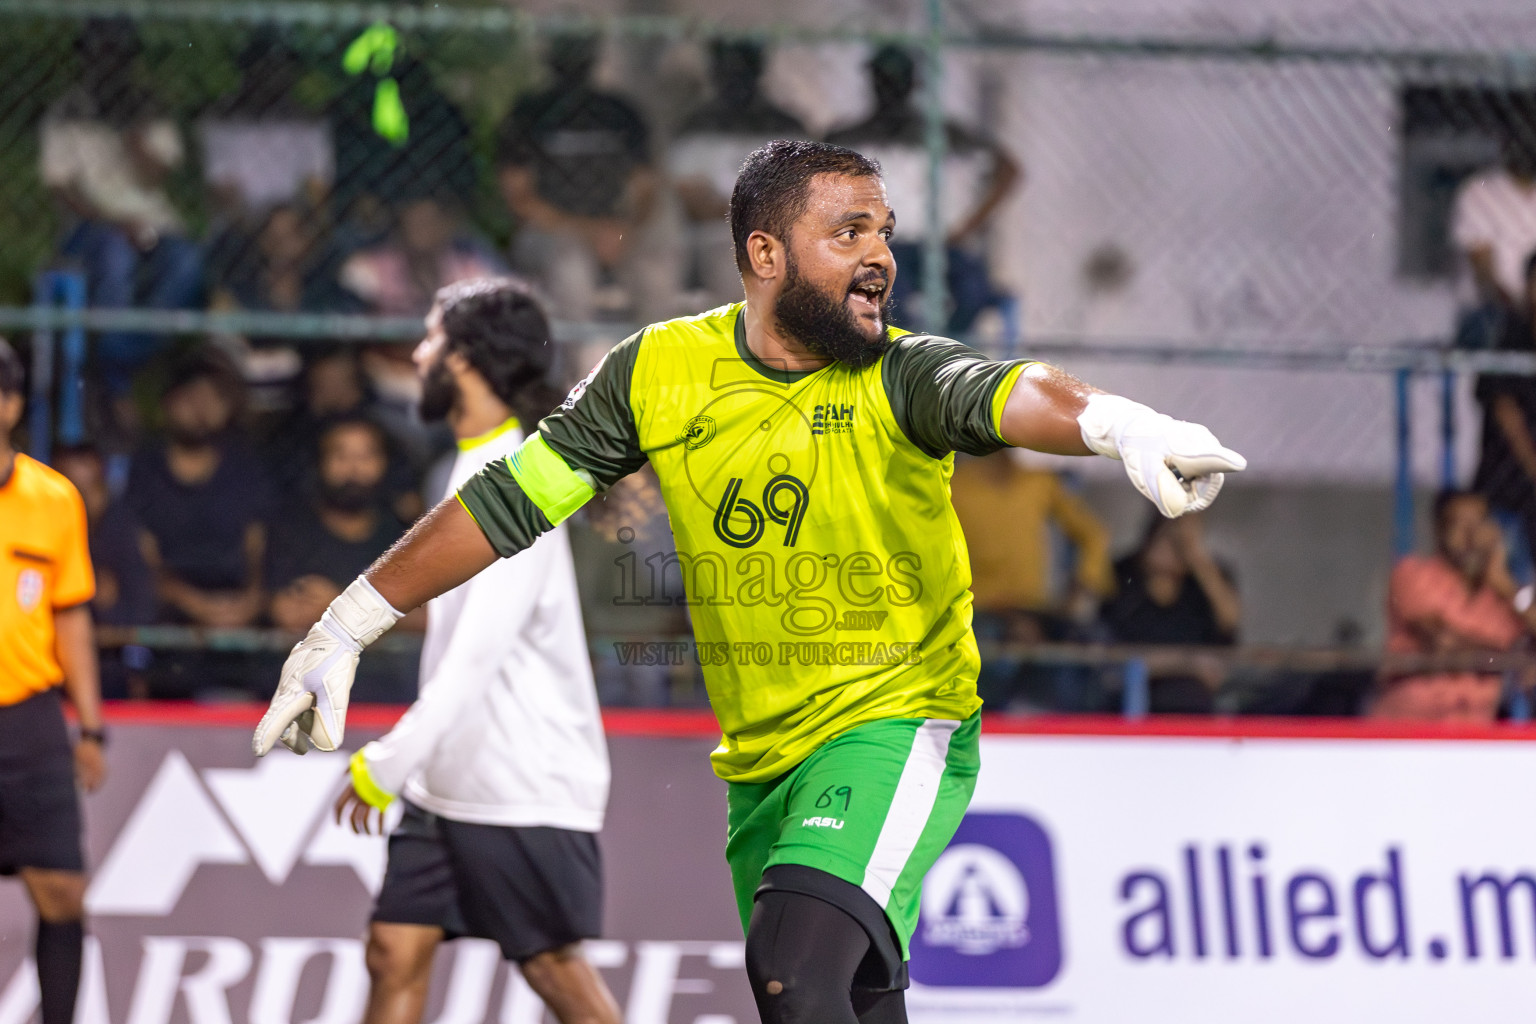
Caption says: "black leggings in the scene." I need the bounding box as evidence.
[745,890,907,1024]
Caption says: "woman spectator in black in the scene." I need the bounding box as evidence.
[1100,512,1241,713]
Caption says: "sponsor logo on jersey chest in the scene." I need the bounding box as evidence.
[812,404,855,436]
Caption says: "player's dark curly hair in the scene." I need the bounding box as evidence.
[435,278,562,426]
[730,140,882,274]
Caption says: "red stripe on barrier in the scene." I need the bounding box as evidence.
[86,702,1536,741]
[978,713,1536,741]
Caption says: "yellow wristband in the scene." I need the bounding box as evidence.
[349,750,395,811]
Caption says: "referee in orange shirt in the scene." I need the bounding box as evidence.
[0,338,106,1024]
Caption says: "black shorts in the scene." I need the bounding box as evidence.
[0,688,84,876]
[373,801,603,963]
[756,864,909,992]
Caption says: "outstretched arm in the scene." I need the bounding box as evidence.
[364,498,497,613]
[256,333,650,757]
[997,363,1097,454]
[999,363,1245,518]
[338,522,561,831]
[253,483,559,758]
[883,338,1244,517]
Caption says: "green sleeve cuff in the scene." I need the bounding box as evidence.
[457,460,556,558]
[507,433,597,525]
[990,362,1029,443]
[350,750,395,811]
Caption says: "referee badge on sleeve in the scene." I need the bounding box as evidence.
[16,568,44,612]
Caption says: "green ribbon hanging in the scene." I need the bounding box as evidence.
[343,22,409,147]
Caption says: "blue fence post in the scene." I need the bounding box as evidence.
[1122,658,1149,720]
[28,270,90,462]
[52,272,88,446]
[1393,367,1414,559]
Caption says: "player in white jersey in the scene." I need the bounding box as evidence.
[333,279,619,1024]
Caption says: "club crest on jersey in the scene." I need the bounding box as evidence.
[812,403,855,436]
[16,568,44,612]
[679,415,717,450]
[561,357,606,410]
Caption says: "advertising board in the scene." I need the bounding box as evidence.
[4,711,1533,1024]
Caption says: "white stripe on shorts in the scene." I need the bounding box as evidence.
[860,718,961,908]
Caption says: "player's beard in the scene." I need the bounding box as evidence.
[774,255,892,370]
[418,356,458,423]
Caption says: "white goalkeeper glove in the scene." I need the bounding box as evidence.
[1077,394,1247,518]
[252,577,402,756]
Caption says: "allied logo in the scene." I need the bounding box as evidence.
[910,813,1063,988]
[923,844,1030,955]
[812,403,855,436]
[16,568,44,612]
[680,415,717,450]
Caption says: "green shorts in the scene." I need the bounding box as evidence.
[725,714,981,961]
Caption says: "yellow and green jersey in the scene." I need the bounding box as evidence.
[458,303,1029,783]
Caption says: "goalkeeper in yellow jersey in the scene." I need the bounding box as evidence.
[257,140,1244,1024]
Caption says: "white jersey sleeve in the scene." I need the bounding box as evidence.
[359,421,609,830]
[359,530,556,797]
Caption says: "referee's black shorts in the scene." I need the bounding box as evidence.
[0,687,84,876]
[373,800,603,963]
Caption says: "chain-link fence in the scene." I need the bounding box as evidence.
[7,0,1536,714]
[4,3,1535,450]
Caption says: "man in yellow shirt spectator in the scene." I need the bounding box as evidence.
[0,338,107,1024]
[951,450,1114,707]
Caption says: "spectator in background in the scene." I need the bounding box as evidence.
[212,202,357,316]
[826,45,1020,335]
[1472,249,1536,580]
[41,19,203,397]
[1101,512,1241,713]
[340,195,506,318]
[496,31,661,322]
[1452,130,1536,348]
[333,49,477,244]
[199,30,333,222]
[267,417,416,631]
[208,202,358,411]
[1376,490,1535,723]
[953,451,1113,618]
[265,347,422,523]
[950,450,1112,708]
[126,350,273,628]
[339,194,505,488]
[670,40,807,308]
[50,446,153,629]
[51,445,154,698]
